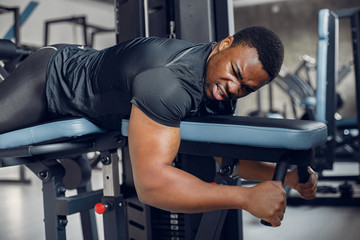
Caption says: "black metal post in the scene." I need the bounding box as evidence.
[350,11,360,142]
[325,11,338,170]
[101,151,128,240]
[195,157,241,240]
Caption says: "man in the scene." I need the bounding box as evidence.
[0,26,317,227]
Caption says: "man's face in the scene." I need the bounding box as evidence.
[204,43,270,101]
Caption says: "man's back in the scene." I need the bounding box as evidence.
[46,37,213,129]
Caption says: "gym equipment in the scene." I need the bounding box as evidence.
[285,7,360,206]
[0,5,20,46]
[0,3,34,73]
[316,7,360,171]
[0,39,31,61]
[114,0,234,43]
[2,1,39,43]
[0,115,327,240]
[274,56,353,120]
[43,16,114,47]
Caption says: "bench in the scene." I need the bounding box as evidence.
[0,115,327,240]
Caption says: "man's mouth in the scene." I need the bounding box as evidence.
[212,85,226,100]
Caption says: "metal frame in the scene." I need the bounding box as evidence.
[44,16,114,47]
[316,7,360,171]
[0,129,126,240]
[0,5,20,46]
[114,0,234,43]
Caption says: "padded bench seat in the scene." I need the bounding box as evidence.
[0,118,106,149]
[124,115,327,150]
[0,115,327,152]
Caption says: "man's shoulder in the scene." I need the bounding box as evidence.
[115,37,195,51]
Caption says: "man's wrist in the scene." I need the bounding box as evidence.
[284,169,297,189]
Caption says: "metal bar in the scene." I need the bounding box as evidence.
[350,11,360,143]
[143,0,150,37]
[42,175,67,240]
[81,16,88,46]
[102,195,127,240]
[324,11,338,170]
[102,152,121,197]
[0,65,9,81]
[114,0,120,43]
[101,151,127,239]
[30,142,94,156]
[213,0,234,41]
[13,7,20,46]
[77,183,99,240]
[179,140,287,163]
[44,21,49,46]
[195,210,229,240]
[260,156,288,226]
[195,158,240,240]
[333,7,360,18]
[56,189,103,215]
[44,16,87,25]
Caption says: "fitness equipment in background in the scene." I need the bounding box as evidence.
[284,7,360,206]
[114,0,234,43]
[1,1,39,46]
[43,15,114,48]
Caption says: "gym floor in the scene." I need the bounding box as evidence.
[0,161,359,240]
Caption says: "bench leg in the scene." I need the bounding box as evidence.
[27,160,68,240]
[98,151,127,240]
[77,182,99,240]
[195,157,242,240]
[28,158,101,240]
[42,174,68,240]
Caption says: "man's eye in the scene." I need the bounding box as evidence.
[244,86,255,93]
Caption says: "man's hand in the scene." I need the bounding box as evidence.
[285,167,318,199]
[244,181,287,227]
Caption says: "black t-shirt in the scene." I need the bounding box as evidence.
[45,37,236,130]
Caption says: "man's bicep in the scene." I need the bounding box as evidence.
[128,104,181,169]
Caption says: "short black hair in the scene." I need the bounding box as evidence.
[232,26,284,81]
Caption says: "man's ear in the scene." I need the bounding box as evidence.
[218,36,234,51]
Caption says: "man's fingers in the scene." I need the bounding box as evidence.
[268,216,282,227]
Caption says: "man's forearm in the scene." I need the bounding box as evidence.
[236,160,276,181]
[134,163,250,213]
[237,160,297,188]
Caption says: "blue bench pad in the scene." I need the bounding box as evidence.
[0,116,327,150]
[0,118,106,149]
[121,115,327,150]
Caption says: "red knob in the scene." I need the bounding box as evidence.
[94,203,106,214]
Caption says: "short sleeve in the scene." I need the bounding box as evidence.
[131,68,193,127]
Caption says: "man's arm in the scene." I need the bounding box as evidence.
[217,159,318,199]
[128,105,287,226]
